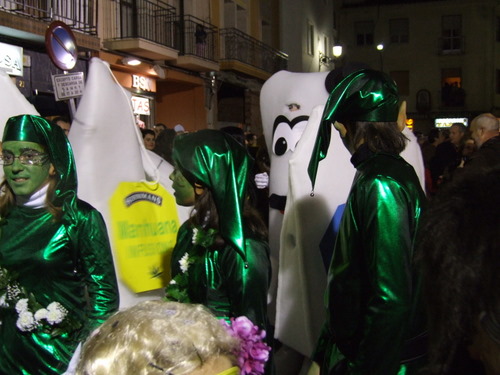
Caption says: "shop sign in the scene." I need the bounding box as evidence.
[434,117,468,128]
[131,95,150,115]
[0,42,23,77]
[132,75,153,92]
[51,72,85,101]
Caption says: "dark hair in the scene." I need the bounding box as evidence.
[220,126,245,146]
[427,128,441,144]
[451,123,466,133]
[153,128,176,164]
[141,128,155,139]
[189,188,268,249]
[344,121,407,154]
[417,166,500,374]
[245,133,257,142]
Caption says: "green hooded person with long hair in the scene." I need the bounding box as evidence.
[0,115,119,374]
[167,129,272,374]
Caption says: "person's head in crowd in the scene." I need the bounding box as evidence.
[418,166,500,375]
[154,123,167,137]
[174,124,187,134]
[427,128,445,146]
[470,113,500,149]
[462,138,476,159]
[0,114,75,219]
[220,126,245,146]
[153,127,177,164]
[52,116,71,135]
[141,128,156,151]
[76,300,239,375]
[449,123,466,148]
[245,133,258,148]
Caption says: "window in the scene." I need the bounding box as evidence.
[323,35,329,55]
[390,18,409,44]
[355,21,374,46]
[441,15,462,53]
[307,22,314,55]
[441,68,464,107]
[390,71,409,96]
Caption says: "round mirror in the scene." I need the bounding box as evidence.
[45,21,78,71]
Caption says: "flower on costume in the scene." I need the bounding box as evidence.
[165,252,197,303]
[34,308,48,321]
[179,253,190,274]
[15,298,29,313]
[221,316,271,375]
[0,266,80,336]
[191,225,218,248]
[46,302,67,325]
[16,310,37,331]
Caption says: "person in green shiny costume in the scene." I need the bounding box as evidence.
[307,70,427,375]
[0,114,119,374]
[167,129,272,373]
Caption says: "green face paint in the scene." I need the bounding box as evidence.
[169,168,195,207]
[2,141,51,197]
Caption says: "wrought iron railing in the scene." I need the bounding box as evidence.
[220,28,288,74]
[178,15,218,62]
[104,0,176,48]
[0,0,97,34]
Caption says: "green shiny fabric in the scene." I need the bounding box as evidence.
[0,204,118,374]
[3,116,44,144]
[308,69,399,192]
[0,115,119,374]
[314,149,426,375]
[172,130,251,260]
[171,222,270,330]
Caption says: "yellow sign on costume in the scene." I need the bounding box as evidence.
[109,181,179,293]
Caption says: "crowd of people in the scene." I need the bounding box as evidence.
[415,113,500,196]
[0,68,499,375]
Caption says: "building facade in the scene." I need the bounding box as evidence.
[0,0,288,135]
[334,0,500,133]
[277,0,337,73]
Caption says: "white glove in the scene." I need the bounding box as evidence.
[254,172,269,189]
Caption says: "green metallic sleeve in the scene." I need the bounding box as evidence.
[77,203,119,331]
[347,177,416,374]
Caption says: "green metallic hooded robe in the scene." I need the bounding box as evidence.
[0,115,119,374]
[169,129,271,333]
[310,71,427,375]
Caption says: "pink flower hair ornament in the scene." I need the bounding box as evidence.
[220,316,271,375]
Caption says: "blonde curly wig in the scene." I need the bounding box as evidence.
[75,300,239,375]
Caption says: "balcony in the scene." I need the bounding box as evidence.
[102,0,178,61]
[220,28,288,80]
[172,15,219,72]
[0,0,99,50]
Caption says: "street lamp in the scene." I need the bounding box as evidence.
[376,43,384,71]
[333,45,343,58]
